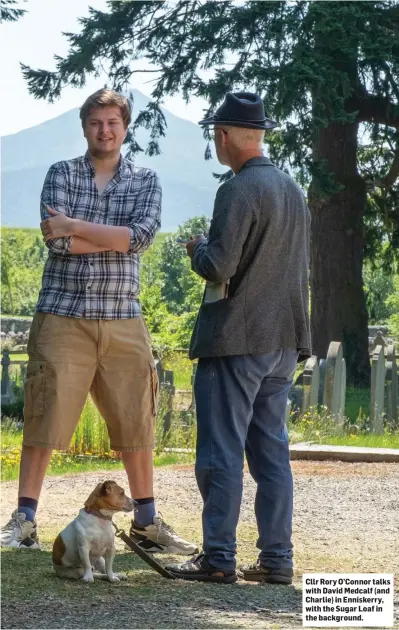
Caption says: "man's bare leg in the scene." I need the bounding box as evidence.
[121,450,153,499]
[18,445,53,499]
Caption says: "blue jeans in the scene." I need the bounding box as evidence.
[194,349,298,571]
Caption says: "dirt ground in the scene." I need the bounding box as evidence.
[1,461,399,629]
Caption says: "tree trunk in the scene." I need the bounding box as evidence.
[308,120,370,386]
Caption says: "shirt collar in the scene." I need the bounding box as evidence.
[83,151,131,180]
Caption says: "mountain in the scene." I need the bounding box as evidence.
[1,90,223,231]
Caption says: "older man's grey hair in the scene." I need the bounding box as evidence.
[221,125,265,150]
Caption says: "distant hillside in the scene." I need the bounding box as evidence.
[1,89,223,230]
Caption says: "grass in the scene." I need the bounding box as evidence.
[345,387,370,423]
[288,405,399,448]
[0,450,195,482]
[163,351,194,389]
[317,433,399,448]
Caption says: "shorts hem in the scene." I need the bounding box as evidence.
[111,445,154,453]
[22,439,69,450]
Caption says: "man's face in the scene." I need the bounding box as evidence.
[83,106,126,157]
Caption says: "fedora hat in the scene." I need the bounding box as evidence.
[198,92,278,130]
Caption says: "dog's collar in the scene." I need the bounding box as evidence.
[84,507,113,521]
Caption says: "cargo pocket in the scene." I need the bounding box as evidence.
[24,361,47,418]
[150,363,159,417]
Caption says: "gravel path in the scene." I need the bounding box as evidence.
[1,461,399,629]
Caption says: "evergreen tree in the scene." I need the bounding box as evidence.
[21,0,399,384]
[1,0,26,22]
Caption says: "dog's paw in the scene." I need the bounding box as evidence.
[113,572,127,581]
[81,575,94,583]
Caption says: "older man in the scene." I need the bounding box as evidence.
[167,92,311,584]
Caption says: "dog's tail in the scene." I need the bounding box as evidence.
[53,564,85,580]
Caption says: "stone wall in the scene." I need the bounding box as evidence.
[1,317,33,335]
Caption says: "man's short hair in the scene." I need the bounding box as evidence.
[80,89,132,129]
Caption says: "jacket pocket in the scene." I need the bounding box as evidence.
[24,361,47,418]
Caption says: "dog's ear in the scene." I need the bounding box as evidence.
[84,482,104,509]
[100,480,116,496]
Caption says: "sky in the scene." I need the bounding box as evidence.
[0,0,210,137]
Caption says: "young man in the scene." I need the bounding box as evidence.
[166,92,311,583]
[1,89,197,557]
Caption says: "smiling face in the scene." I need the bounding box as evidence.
[83,106,127,158]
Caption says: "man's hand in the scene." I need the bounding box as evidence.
[41,206,76,241]
[184,235,207,259]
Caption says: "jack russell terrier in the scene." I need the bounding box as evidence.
[52,480,135,583]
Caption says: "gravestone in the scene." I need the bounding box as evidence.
[1,349,13,404]
[340,358,346,420]
[370,331,387,354]
[385,343,398,427]
[370,345,386,434]
[191,363,197,411]
[162,370,175,436]
[318,358,326,406]
[295,356,319,412]
[285,398,292,423]
[154,359,175,435]
[323,341,346,425]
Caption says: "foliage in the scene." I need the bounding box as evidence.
[385,274,399,340]
[20,1,399,266]
[20,0,399,385]
[1,228,47,316]
[159,216,209,315]
[1,0,26,22]
[363,262,395,324]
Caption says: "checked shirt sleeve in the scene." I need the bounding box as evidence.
[128,171,161,254]
[40,164,73,256]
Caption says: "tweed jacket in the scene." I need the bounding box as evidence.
[189,156,311,361]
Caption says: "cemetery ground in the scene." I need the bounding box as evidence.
[1,461,399,630]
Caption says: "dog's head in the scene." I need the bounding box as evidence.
[84,480,135,514]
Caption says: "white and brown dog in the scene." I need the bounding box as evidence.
[52,480,135,583]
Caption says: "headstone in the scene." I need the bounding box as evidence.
[370,345,386,434]
[285,398,292,423]
[1,349,11,403]
[295,356,319,412]
[385,344,398,427]
[370,331,387,355]
[191,363,197,411]
[162,370,175,436]
[323,341,346,425]
[339,358,346,420]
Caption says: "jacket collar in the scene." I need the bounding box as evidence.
[239,156,274,172]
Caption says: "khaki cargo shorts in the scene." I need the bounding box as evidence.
[23,313,159,452]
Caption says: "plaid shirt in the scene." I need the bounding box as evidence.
[36,153,161,319]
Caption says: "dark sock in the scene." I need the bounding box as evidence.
[18,497,38,523]
[133,497,156,527]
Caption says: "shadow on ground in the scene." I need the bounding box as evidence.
[1,549,302,629]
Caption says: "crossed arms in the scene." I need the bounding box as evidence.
[40,164,161,256]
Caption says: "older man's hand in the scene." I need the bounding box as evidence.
[185,235,207,259]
